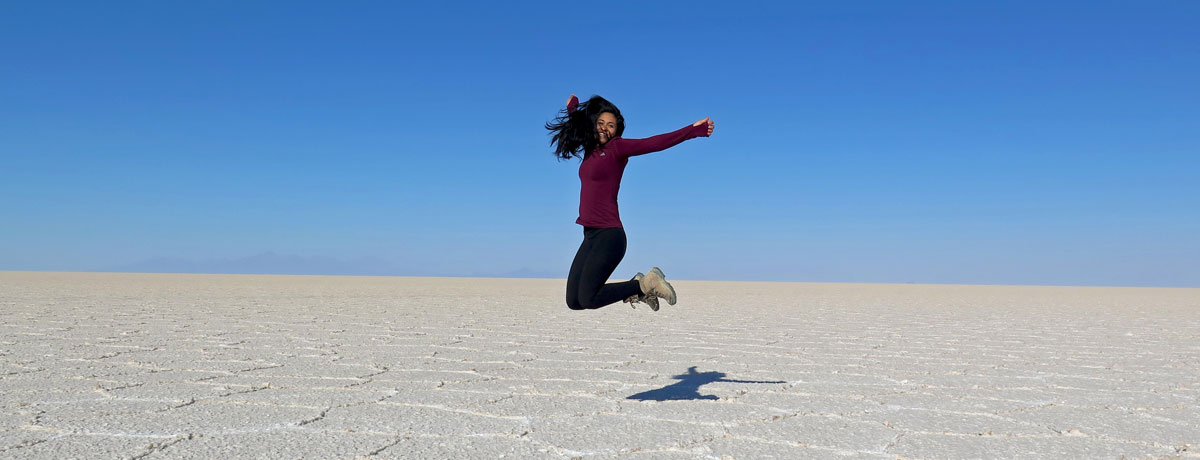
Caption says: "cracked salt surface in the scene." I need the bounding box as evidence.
[2,272,1199,459]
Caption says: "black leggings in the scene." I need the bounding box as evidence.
[565,227,642,310]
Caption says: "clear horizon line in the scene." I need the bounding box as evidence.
[2,269,1197,290]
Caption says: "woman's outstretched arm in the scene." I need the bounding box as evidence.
[566,94,578,114]
[614,117,715,158]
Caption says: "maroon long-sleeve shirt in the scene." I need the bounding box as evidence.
[567,96,709,228]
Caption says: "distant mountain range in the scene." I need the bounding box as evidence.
[107,252,558,278]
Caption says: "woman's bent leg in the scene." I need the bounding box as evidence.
[565,233,592,310]
[574,228,642,309]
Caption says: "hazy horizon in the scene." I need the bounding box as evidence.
[1,250,1195,289]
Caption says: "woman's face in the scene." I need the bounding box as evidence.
[596,112,617,145]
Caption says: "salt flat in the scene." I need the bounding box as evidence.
[1,271,1198,459]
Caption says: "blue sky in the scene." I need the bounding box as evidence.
[2,2,1197,286]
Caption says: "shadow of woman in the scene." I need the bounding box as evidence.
[627,366,786,401]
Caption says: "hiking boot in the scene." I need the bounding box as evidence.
[639,267,677,306]
[623,272,660,311]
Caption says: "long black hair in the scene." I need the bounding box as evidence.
[545,95,625,160]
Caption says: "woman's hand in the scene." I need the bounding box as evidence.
[565,94,578,114]
[693,117,715,136]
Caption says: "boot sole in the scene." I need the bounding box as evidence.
[650,267,677,306]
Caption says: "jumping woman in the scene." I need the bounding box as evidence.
[547,94,715,311]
